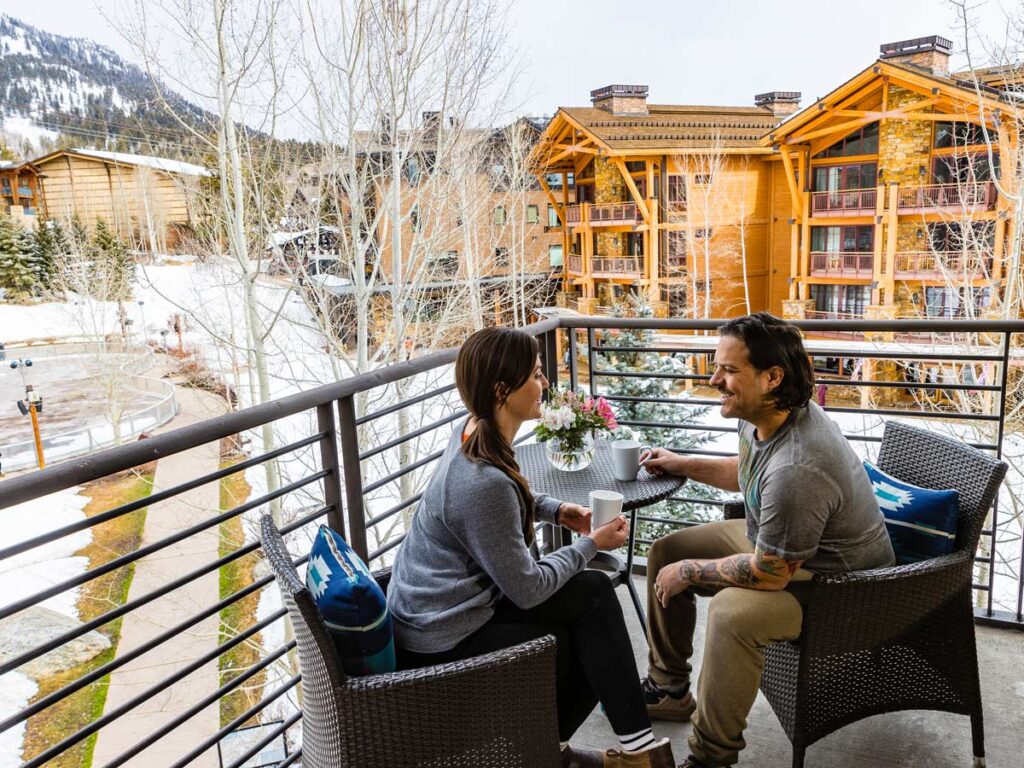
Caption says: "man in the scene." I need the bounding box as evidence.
[639,313,894,768]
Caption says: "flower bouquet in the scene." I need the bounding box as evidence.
[534,388,618,471]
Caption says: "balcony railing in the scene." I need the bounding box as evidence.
[897,182,997,212]
[894,251,994,280]
[565,202,642,226]
[1,316,1023,767]
[811,188,877,216]
[567,253,583,274]
[810,252,874,278]
[592,255,645,277]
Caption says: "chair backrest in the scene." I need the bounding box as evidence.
[260,515,346,768]
[876,420,1007,555]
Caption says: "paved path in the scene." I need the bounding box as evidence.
[91,383,229,768]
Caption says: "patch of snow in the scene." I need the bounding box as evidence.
[0,672,36,768]
[72,148,211,177]
[0,116,59,151]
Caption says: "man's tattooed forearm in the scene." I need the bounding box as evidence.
[677,548,804,591]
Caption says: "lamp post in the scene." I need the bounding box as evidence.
[11,358,45,469]
[137,300,147,345]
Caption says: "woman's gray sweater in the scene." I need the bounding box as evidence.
[387,424,598,654]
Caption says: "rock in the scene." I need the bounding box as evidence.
[0,606,111,679]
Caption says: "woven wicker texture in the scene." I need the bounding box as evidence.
[516,440,682,510]
[723,421,1007,767]
[259,516,562,768]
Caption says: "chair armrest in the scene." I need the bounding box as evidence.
[799,550,975,656]
[336,636,560,767]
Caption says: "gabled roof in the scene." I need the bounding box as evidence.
[763,59,1012,148]
[29,148,211,177]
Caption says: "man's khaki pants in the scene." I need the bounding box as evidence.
[646,520,812,767]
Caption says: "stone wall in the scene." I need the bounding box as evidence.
[593,156,626,256]
[878,86,933,187]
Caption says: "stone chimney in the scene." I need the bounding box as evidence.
[754,91,802,119]
[590,84,649,116]
[879,35,952,75]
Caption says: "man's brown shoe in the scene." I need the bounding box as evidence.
[641,676,696,722]
[561,744,604,768]
[599,737,675,767]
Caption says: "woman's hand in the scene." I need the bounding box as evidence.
[654,561,691,608]
[588,516,629,550]
[641,447,685,477]
[557,503,592,534]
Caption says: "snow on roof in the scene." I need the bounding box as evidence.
[72,148,212,177]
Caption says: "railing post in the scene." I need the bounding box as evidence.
[316,402,346,535]
[336,395,368,561]
[541,327,559,390]
[568,322,579,392]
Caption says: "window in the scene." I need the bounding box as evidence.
[809,285,870,316]
[548,244,563,268]
[660,283,688,316]
[925,286,991,318]
[626,161,646,173]
[932,153,998,183]
[493,205,506,225]
[694,227,712,239]
[575,184,593,204]
[814,122,879,158]
[812,162,877,192]
[693,174,713,185]
[667,175,687,208]
[934,122,990,148]
[667,230,687,257]
[410,204,420,232]
[404,158,421,186]
[810,225,873,252]
[547,204,560,228]
[626,231,644,256]
[430,250,459,277]
[494,247,510,265]
[526,204,539,224]
[929,222,995,253]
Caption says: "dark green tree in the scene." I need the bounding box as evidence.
[0,215,38,298]
[594,301,724,553]
[90,219,135,301]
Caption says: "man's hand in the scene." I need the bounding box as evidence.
[556,502,592,534]
[655,561,691,608]
[641,447,685,477]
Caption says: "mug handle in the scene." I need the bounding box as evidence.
[638,445,654,465]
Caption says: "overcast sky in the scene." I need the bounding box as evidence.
[3,0,1016,120]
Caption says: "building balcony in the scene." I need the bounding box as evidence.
[811,187,877,217]
[1,316,1023,768]
[897,182,997,213]
[565,253,646,278]
[565,202,642,227]
[809,252,874,278]
[894,251,994,280]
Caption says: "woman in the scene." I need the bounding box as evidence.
[387,327,675,768]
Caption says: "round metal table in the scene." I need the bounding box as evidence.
[515,439,684,633]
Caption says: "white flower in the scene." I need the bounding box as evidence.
[541,404,575,431]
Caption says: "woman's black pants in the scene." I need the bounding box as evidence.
[399,570,650,742]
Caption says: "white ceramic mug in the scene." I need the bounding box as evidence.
[611,439,649,482]
[589,489,624,528]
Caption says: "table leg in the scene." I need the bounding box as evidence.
[623,507,648,636]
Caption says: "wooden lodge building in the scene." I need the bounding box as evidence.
[534,35,1022,325]
[28,148,210,253]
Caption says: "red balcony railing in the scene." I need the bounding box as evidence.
[897,182,997,212]
[893,251,994,279]
[809,252,874,278]
[566,202,642,226]
[811,188,877,216]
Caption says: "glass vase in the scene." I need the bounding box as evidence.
[544,431,596,472]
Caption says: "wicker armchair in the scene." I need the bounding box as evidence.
[723,420,1007,768]
[259,516,562,768]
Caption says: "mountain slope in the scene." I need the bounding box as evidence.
[0,14,214,157]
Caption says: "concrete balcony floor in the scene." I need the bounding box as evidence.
[572,577,1024,767]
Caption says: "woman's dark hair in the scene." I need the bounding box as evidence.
[718,312,815,411]
[456,327,540,544]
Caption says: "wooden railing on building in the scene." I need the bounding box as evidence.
[566,202,641,226]
[811,188,877,216]
[893,251,994,279]
[567,253,583,275]
[897,182,997,212]
[592,255,645,277]
[809,252,874,278]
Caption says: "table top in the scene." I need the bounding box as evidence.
[516,440,684,511]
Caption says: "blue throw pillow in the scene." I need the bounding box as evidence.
[864,461,960,564]
[306,524,396,676]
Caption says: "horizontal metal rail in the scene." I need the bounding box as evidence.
[355,382,458,426]
[223,712,302,768]
[360,409,466,460]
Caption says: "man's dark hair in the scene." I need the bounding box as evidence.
[718,312,815,411]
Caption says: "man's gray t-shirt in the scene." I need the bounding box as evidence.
[737,401,894,572]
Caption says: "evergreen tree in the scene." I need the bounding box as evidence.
[32,220,64,291]
[594,301,724,552]
[90,219,135,301]
[0,215,37,298]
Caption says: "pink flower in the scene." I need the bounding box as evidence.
[595,397,617,429]
[582,397,593,412]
